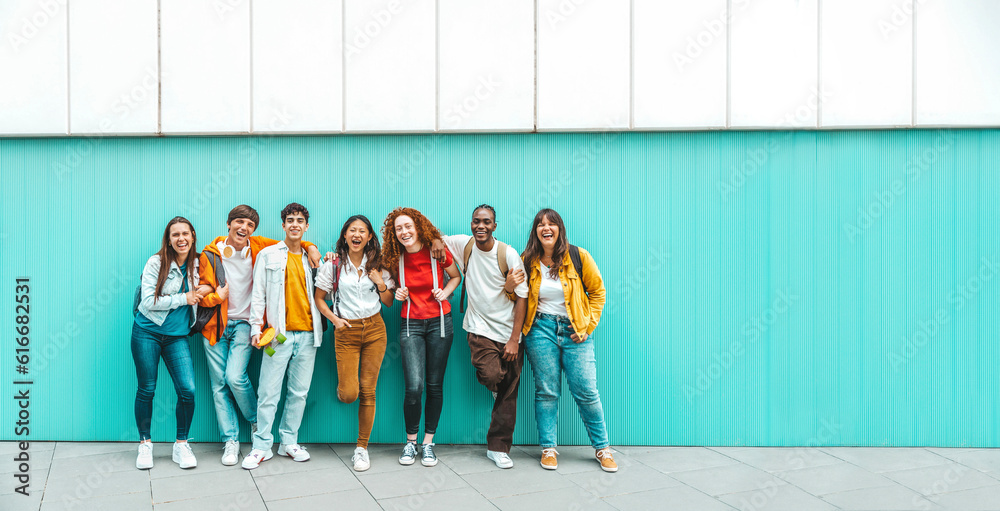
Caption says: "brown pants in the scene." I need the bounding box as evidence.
[468,332,523,453]
[334,313,387,449]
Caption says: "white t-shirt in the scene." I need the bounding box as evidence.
[218,240,253,321]
[314,254,394,320]
[444,234,528,344]
[536,262,569,317]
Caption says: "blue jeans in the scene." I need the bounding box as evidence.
[399,314,454,436]
[253,330,317,451]
[524,313,609,450]
[203,320,257,442]
[131,323,196,441]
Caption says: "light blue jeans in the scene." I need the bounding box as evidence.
[524,312,610,450]
[253,330,317,451]
[203,319,257,442]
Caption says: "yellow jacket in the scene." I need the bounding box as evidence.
[522,247,606,336]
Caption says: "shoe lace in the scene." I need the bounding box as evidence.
[139,443,152,455]
[596,448,613,460]
[422,444,436,458]
[403,442,417,457]
[353,448,369,463]
[177,442,194,457]
[224,440,238,454]
[497,452,511,462]
[542,448,559,457]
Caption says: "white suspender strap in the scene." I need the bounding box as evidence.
[431,256,445,337]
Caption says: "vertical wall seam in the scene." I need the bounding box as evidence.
[726,0,732,128]
[817,0,822,128]
[629,0,634,130]
[435,0,440,132]
[157,0,162,135]
[65,0,71,134]
[342,0,346,133]
[533,0,539,132]
[911,0,917,127]
[249,0,254,134]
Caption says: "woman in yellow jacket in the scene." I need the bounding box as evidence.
[519,208,617,473]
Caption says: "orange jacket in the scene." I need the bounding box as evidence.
[198,236,316,345]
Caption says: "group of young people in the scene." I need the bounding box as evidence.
[130,202,617,474]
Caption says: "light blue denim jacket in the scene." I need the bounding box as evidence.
[136,254,200,327]
[249,241,323,347]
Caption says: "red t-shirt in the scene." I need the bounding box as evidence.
[399,247,453,319]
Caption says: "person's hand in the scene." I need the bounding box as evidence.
[504,269,526,293]
[431,288,447,302]
[395,287,409,302]
[430,239,447,261]
[251,334,262,348]
[196,284,214,296]
[369,269,385,288]
[324,251,337,263]
[332,316,351,330]
[570,332,588,343]
[306,246,322,268]
[216,282,229,301]
[502,340,519,361]
[185,289,203,305]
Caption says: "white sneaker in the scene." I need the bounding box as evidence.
[277,443,311,462]
[242,448,273,469]
[487,450,514,469]
[172,442,197,469]
[352,446,370,472]
[221,440,239,466]
[136,442,153,470]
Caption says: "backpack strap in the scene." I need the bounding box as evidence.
[431,253,445,337]
[460,238,474,313]
[568,244,587,294]
[399,258,409,337]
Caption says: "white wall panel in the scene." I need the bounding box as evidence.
[820,0,912,127]
[536,0,630,130]
[160,0,250,134]
[253,0,342,133]
[0,0,67,135]
[69,0,158,135]
[438,0,533,132]
[633,0,726,129]
[916,0,1000,126]
[344,0,435,132]
[730,0,819,128]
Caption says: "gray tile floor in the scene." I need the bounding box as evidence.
[3,442,1000,510]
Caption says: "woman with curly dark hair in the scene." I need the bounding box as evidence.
[381,207,461,467]
[314,214,394,472]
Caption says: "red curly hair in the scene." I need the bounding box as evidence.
[381,207,444,282]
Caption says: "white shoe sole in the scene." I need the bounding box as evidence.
[354,462,370,472]
[540,461,558,470]
[421,458,438,467]
[277,446,310,462]
[136,460,153,470]
[172,453,197,469]
[221,456,238,466]
[242,451,273,470]
[487,451,514,469]
[399,457,415,465]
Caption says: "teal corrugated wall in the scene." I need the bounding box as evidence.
[1,130,997,446]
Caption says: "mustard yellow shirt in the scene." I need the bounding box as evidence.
[284,253,313,331]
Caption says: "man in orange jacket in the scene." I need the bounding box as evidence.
[198,205,321,466]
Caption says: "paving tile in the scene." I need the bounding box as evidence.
[379,487,497,511]
[1,448,55,474]
[46,450,137,480]
[355,463,469,500]
[254,464,362,501]
[717,482,838,511]
[43,468,149,502]
[610,445,675,456]
[709,447,841,473]
[0,490,43,511]
[776,462,897,496]
[566,459,681,497]
[671,463,780,497]
[927,449,1000,475]
[514,445,613,475]
[0,442,56,455]
[265,488,381,511]
[462,464,576,499]
[239,445,346,477]
[820,484,943,510]
[40,491,152,511]
[633,447,740,474]
[884,462,999,496]
[821,447,949,473]
[927,484,1000,510]
[154,491,266,511]
[0,470,47,497]
[603,485,738,511]
[330,443,411,475]
[151,467,256,503]
[493,486,618,511]
[440,446,536,475]
[53,443,135,459]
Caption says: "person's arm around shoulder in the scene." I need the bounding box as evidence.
[579,248,606,336]
[249,250,269,346]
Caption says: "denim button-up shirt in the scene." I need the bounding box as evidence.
[249,241,324,347]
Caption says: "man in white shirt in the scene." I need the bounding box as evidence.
[434,204,528,468]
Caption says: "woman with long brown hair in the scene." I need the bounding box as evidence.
[314,214,394,472]
[132,216,209,470]
[381,207,461,467]
[520,208,616,472]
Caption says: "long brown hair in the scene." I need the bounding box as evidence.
[522,208,569,279]
[154,216,198,302]
[336,214,381,272]
[381,207,443,282]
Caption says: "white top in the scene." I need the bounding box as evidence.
[314,254,394,320]
[536,262,569,317]
[443,234,529,344]
[218,240,253,321]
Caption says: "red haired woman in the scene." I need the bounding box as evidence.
[381,207,461,467]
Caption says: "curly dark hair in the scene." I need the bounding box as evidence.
[381,207,443,282]
[280,202,309,223]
